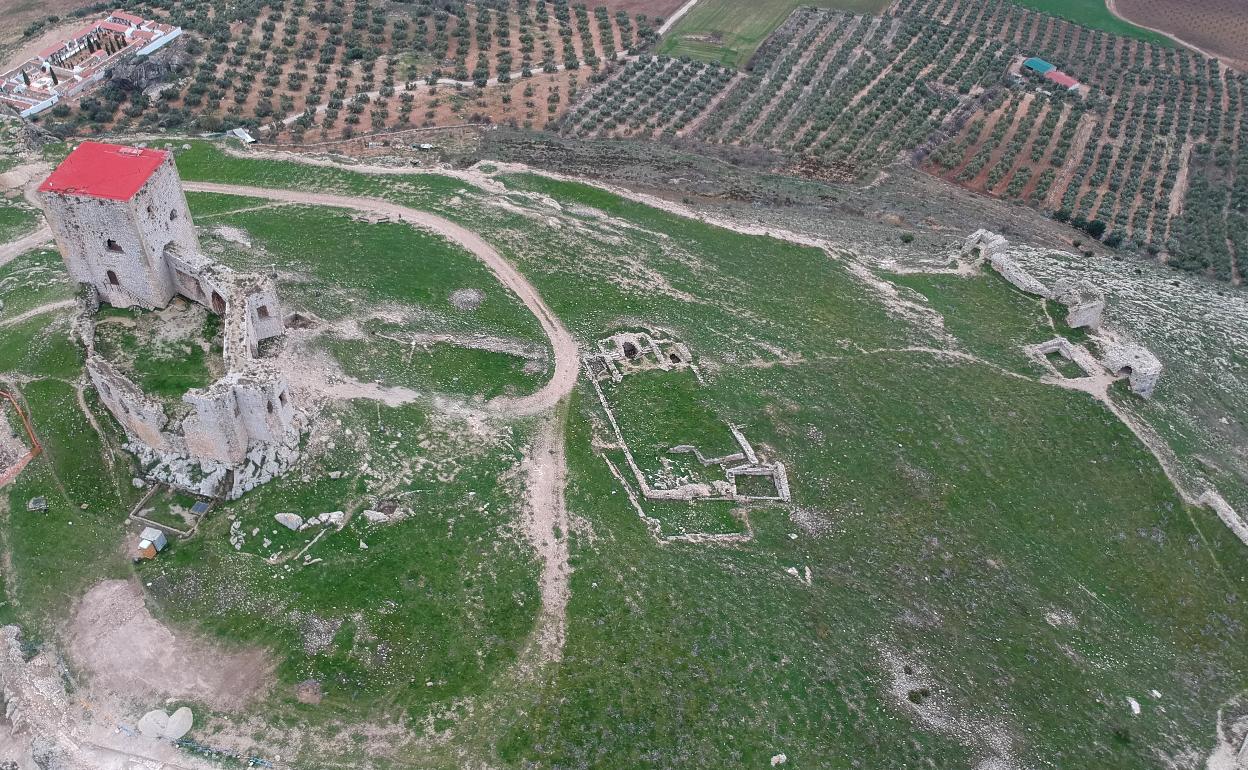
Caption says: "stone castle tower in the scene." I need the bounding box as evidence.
[38,141,302,498]
[38,141,202,310]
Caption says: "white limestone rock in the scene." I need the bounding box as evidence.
[275,512,303,531]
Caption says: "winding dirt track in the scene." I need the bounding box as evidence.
[0,226,51,270]
[184,181,579,678]
[182,181,580,417]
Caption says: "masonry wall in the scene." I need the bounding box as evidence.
[40,153,199,310]
[46,147,302,492]
[86,357,173,451]
[181,383,251,464]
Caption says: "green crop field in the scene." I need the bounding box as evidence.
[659,0,893,67]
[1005,0,1171,44]
[1,141,1244,767]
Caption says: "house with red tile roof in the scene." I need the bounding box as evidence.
[0,10,182,116]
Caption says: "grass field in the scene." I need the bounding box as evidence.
[1,141,1244,766]
[1005,0,1173,44]
[659,0,892,67]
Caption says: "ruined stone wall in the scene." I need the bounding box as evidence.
[230,369,296,443]
[960,229,1162,398]
[1102,343,1162,397]
[40,153,198,310]
[45,150,302,497]
[86,357,175,452]
[1052,278,1105,330]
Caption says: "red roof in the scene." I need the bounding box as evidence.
[70,23,100,40]
[39,141,168,200]
[99,20,131,34]
[1044,70,1079,88]
[109,10,146,25]
[37,42,65,59]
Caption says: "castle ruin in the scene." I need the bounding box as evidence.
[39,141,301,498]
[960,229,1160,396]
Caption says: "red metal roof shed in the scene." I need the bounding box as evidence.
[1044,70,1079,89]
[39,141,168,200]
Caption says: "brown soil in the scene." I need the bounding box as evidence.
[68,579,275,711]
[594,0,688,21]
[0,0,98,64]
[1110,0,1248,71]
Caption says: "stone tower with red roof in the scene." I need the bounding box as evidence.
[39,140,200,309]
[36,141,304,499]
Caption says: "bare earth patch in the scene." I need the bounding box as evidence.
[68,579,275,711]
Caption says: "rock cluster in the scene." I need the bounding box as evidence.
[137,706,193,740]
[274,510,345,531]
[0,626,77,767]
[129,434,301,500]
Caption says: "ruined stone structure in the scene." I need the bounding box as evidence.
[960,229,1160,396]
[1101,342,1163,398]
[583,330,790,506]
[1026,337,1100,379]
[1051,278,1105,330]
[962,229,1104,330]
[40,141,301,498]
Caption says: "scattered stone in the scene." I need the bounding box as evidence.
[328,471,342,480]
[131,477,146,489]
[449,287,485,311]
[771,754,787,766]
[362,509,390,524]
[359,540,368,550]
[275,512,303,531]
[26,497,47,512]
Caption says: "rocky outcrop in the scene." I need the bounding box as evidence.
[0,626,77,769]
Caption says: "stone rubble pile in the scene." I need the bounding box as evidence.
[128,433,301,500]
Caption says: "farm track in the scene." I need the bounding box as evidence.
[180,182,579,419]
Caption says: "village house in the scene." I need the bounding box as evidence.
[0,10,181,117]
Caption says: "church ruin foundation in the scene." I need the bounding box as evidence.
[583,330,790,509]
[40,141,302,498]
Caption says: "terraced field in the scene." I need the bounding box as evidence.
[563,0,1248,281]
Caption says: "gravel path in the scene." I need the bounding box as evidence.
[0,225,51,270]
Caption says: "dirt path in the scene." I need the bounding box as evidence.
[0,298,74,327]
[517,407,571,670]
[656,0,700,35]
[0,225,52,269]
[181,181,579,417]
